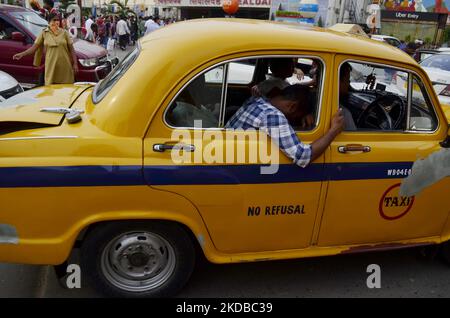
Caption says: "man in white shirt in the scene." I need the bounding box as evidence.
[145,16,160,35]
[116,16,130,50]
[84,16,94,40]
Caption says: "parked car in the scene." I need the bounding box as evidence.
[0,4,112,86]
[414,48,450,62]
[420,53,450,107]
[370,34,402,48]
[0,70,22,101]
[1,19,450,298]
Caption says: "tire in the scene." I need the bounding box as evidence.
[80,221,195,298]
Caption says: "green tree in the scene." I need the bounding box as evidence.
[108,0,136,18]
[59,0,76,11]
[317,16,323,28]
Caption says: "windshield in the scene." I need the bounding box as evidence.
[93,46,140,103]
[420,54,450,72]
[10,11,47,38]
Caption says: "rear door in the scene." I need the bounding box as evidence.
[143,53,330,254]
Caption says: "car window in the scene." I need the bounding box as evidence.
[339,61,438,132]
[420,54,450,72]
[165,65,223,128]
[408,75,438,131]
[0,18,19,40]
[224,56,324,131]
[205,61,256,85]
[9,11,47,38]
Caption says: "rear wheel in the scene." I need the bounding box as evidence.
[81,221,195,298]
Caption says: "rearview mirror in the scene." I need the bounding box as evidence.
[11,32,25,42]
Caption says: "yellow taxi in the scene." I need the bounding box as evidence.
[1,19,450,298]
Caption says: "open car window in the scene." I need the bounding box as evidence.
[339,61,437,132]
[166,56,323,131]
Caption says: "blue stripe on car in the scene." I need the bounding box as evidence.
[0,162,413,188]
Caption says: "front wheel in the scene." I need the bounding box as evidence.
[81,221,195,298]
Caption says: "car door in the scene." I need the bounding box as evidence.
[318,55,450,247]
[143,53,330,254]
[0,16,34,84]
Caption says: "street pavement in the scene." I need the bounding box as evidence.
[1,246,450,298]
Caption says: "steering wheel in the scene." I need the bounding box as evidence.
[357,94,405,130]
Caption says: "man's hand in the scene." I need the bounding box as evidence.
[73,62,79,74]
[330,108,345,136]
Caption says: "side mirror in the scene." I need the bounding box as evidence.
[11,32,26,42]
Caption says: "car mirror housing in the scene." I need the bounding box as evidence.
[11,32,25,42]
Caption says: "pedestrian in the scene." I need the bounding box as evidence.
[130,16,139,45]
[145,16,160,35]
[12,12,78,86]
[116,15,130,51]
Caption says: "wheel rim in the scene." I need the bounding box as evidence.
[100,231,176,292]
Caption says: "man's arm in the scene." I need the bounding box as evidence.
[263,112,312,168]
[310,109,344,162]
[263,109,344,167]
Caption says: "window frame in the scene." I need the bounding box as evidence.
[163,54,327,132]
[338,58,440,134]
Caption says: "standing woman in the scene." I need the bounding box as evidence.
[13,13,78,85]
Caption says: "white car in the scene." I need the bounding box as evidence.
[0,70,23,102]
[420,53,450,107]
[370,35,401,48]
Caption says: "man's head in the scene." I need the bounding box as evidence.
[269,58,295,79]
[43,0,54,10]
[154,16,161,24]
[339,62,352,98]
[269,84,310,122]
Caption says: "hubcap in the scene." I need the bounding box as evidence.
[101,231,176,292]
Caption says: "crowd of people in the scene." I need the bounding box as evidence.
[80,15,178,51]
[30,0,178,52]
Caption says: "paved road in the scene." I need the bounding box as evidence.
[1,246,449,298]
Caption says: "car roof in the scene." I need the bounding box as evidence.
[91,19,420,137]
[140,19,414,66]
[0,4,29,12]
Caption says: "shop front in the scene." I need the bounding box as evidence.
[380,10,448,45]
[154,0,272,20]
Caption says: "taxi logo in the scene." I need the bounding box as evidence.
[379,183,415,220]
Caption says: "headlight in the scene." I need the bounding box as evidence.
[78,58,98,67]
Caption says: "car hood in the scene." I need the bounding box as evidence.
[0,71,19,91]
[73,38,107,59]
[0,84,92,126]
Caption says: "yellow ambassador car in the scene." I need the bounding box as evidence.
[1,19,450,297]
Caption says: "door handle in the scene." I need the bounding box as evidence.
[153,143,195,153]
[338,144,371,153]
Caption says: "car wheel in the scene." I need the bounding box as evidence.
[81,221,195,298]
